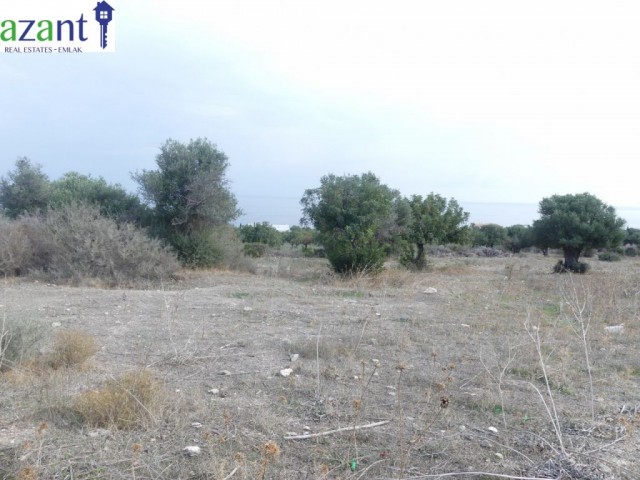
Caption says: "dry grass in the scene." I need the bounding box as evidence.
[73,370,164,430]
[0,253,639,478]
[46,330,98,370]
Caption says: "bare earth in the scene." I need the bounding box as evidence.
[1,254,639,479]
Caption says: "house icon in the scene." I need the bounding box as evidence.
[94,1,115,24]
[93,1,115,49]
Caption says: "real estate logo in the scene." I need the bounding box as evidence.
[1,1,116,54]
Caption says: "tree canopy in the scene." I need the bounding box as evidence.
[401,193,469,268]
[50,172,148,224]
[133,138,241,266]
[532,192,625,271]
[133,138,240,235]
[301,172,399,273]
[0,157,51,218]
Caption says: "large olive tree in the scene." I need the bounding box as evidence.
[532,193,625,271]
[133,138,241,266]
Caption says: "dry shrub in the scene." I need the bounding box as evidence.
[0,204,180,285]
[74,370,164,429]
[47,330,97,370]
[42,203,180,285]
[0,313,49,372]
[210,225,255,272]
[0,215,51,276]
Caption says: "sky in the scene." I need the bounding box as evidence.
[2,0,640,227]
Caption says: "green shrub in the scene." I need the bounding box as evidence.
[170,226,253,271]
[238,222,283,247]
[243,242,267,258]
[598,251,621,262]
[324,228,386,274]
[624,246,637,257]
[553,260,590,274]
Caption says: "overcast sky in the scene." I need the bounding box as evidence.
[2,0,640,227]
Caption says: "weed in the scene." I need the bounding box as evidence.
[46,330,97,370]
[73,369,164,429]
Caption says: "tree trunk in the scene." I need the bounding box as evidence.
[563,246,581,270]
[413,243,425,270]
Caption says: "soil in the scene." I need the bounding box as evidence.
[1,254,638,479]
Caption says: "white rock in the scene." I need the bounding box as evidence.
[488,426,498,434]
[604,325,624,334]
[280,368,293,377]
[424,287,438,294]
[51,322,62,328]
[219,370,231,376]
[494,452,503,460]
[183,446,201,457]
[191,422,203,429]
[208,388,220,395]
[290,354,299,362]
[243,306,253,312]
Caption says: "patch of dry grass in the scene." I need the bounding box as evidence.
[47,330,98,370]
[73,370,164,430]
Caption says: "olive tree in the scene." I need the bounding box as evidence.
[532,193,625,272]
[300,172,398,274]
[0,157,51,218]
[133,138,241,266]
[401,193,469,269]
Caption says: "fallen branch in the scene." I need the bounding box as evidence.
[284,420,389,440]
[222,466,239,480]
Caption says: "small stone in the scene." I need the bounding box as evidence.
[51,322,62,328]
[208,388,220,395]
[183,446,201,457]
[280,368,293,377]
[219,370,231,376]
[87,428,110,438]
[303,425,311,431]
[243,306,253,312]
[191,422,203,429]
[424,287,438,294]
[488,426,498,434]
[494,452,503,460]
[459,425,466,432]
[290,354,299,362]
